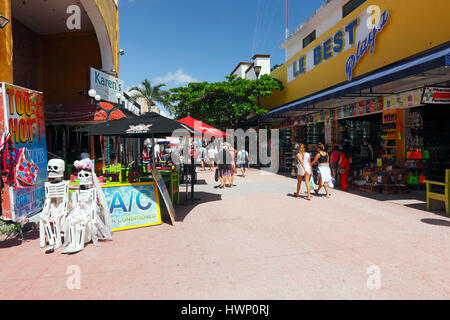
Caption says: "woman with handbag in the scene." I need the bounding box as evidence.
[311,142,333,198]
[338,148,352,191]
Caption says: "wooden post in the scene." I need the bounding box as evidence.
[90,136,95,160]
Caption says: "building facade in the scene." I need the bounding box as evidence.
[258,0,450,184]
[0,0,127,160]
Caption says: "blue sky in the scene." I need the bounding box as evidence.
[119,0,325,105]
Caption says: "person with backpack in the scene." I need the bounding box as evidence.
[237,146,249,178]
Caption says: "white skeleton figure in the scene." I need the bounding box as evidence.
[40,159,69,253]
[62,159,112,254]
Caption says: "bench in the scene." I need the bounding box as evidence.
[425,169,449,215]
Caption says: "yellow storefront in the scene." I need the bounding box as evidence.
[262,0,450,189]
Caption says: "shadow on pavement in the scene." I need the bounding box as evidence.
[344,188,450,217]
[420,218,450,227]
[0,229,39,249]
[158,191,222,223]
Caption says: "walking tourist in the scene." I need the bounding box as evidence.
[330,145,342,186]
[208,145,217,170]
[199,143,207,171]
[294,143,312,201]
[228,144,237,186]
[217,144,232,188]
[311,142,333,198]
[237,146,249,177]
[339,147,352,191]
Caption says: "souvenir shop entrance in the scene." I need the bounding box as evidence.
[337,112,383,171]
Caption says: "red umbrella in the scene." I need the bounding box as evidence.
[177,116,230,138]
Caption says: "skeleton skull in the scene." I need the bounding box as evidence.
[78,170,93,185]
[48,159,65,179]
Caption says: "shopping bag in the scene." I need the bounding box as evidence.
[309,176,317,190]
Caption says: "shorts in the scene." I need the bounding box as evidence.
[331,162,338,170]
[239,163,248,168]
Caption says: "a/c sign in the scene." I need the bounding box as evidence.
[101,182,162,231]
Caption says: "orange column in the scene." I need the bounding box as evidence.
[0,0,13,84]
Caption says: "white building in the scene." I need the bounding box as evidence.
[230,54,271,80]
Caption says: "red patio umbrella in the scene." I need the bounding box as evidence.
[177,116,230,138]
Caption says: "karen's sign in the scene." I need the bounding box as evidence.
[102,182,162,231]
[90,67,124,104]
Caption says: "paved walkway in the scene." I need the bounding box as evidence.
[0,169,449,299]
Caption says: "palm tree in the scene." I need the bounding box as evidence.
[127,79,174,114]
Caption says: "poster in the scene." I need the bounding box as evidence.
[152,168,176,225]
[1,83,47,221]
[102,182,162,231]
[384,89,423,109]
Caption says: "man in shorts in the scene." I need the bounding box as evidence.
[207,146,217,170]
[237,147,249,177]
[199,143,207,171]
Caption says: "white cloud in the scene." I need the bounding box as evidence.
[154,69,199,85]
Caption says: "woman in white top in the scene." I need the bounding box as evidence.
[294,143,312,200]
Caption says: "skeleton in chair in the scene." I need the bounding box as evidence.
[40,159,69,253]
[62,158,113,254]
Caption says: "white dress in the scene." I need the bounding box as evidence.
[297,152,312,176]
[317,153,334,188]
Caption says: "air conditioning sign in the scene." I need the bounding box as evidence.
[89,67,124,104]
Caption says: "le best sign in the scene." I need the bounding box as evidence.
[90,67,124,104]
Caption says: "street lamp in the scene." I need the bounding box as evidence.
[88,89,126,167]
[0,15,10,29]
[253,65,262,169]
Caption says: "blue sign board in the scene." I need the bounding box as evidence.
[101,182,162,231]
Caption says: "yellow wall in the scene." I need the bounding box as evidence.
[263,0,450,110]
[94,0,120,73]
[0,0,13,83]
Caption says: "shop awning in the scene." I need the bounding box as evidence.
[177,116,230,137]
[266,45,450,117]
